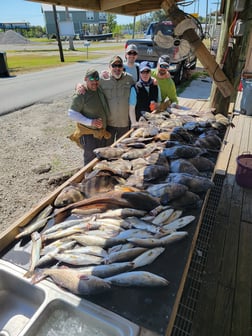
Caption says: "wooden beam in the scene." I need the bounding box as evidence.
[100,0,140,11]
[161,0,234,98]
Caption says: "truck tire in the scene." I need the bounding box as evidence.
[173,63,184,85]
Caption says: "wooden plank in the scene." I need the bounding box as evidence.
[214,142,233,175]
[231,221,252,336]
[242,188,252,223]
[166,189,212,336]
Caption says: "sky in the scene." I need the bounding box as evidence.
[0,1,219,27]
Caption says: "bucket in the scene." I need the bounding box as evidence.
[235,153,252,188]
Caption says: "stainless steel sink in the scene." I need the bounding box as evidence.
[0,268,45,336]
[0,260,140,336]
[24,298,136,336]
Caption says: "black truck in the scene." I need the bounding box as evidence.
[125,21,199,84]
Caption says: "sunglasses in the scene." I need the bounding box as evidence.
[160,64,169,69]
[111,63,123,68]
[88,76,99,81]
[127,51,137,55]
[141,70,151,74]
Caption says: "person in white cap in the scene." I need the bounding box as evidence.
[124,44,139,82]
[151,55,178,107]
[129,61,161,126]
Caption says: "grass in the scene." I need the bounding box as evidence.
[6,43,124,75]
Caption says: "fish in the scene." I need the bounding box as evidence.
[188,156,215,172]
[132,164,169,182]
[170,159,200,176]
[51,252,104,266]
[65,246,108,258]
[106,247,147,264]
[31,267,111,295]
[125,217,162,234]
[152,208,174,225]
[132,247,165,269]
[96,208,147,219]
[166,191,202,209]
[147,182,188,200]
[104,271,169,287]
[76,262,134,278]
[162,215,195,231]
[24,231,42,278]
[163,145,205,159]
[121,144,157,160]
[36,240,76,267]
[194,134,222,150]
[15,204,53,239]
[54,185,85,208]
[93,146,125,160]
[80,174,123,198]
[127,231,188,247]
[42,217,93,235]
[165,173,215,194]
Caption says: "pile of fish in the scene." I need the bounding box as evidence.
[16,108,229,297]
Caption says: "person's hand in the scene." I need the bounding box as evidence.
[91,118,103,128]
[101,70,110,79]
[76,83,85,95]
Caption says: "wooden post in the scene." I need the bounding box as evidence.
[161,0,234,98]
[210,0,252,114]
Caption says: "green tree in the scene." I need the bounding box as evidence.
[107,13,117,32]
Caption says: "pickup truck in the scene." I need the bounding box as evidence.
[125,21,197,84]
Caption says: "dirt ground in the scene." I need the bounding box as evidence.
[0,94,83,233]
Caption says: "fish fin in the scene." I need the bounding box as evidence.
[79,274,90,280]
[24,270,34,278]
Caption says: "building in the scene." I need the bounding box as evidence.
[41,4,108,38]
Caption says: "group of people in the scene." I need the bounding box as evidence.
[68,44,179,165]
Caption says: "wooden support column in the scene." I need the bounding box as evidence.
[161,0,234,99]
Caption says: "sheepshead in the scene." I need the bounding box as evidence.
[76,261,134,278]
[170,159,200,176]
[165,173,215,194]
[188,156,215,172]
[162,215,195,231]
[128,231,188,247]
[163,145,205,159]
[147,182,188,200]
[132,247,165,269]
[121,144,157,160]
[54,185,84,208]
[24,231,42,278]
[93,146,125,160]
[145,152,169,167]
[166,191,202,209]
[93,159,132,176]
[194,134,222,150]
[15,204,53,239]
[31,268,111,295]
[132,164,169,182]
[80,174,123,198]
[104,271,169,287]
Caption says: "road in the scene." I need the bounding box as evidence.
[0,55,114,116]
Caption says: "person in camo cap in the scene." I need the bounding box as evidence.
[68,68,111,165]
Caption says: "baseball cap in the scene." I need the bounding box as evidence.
[125,44,138,54]
[158,55,170,66]
[139,61,151,72]
[85,68,99,78]
[109,55,123,65]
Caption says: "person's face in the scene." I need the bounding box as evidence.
[85,74,99,91]
[110,62,124,79]
[158,63,169,76]
[140,69,151,81]
[126,51,138,62]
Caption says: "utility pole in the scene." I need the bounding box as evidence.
[52,5,64,62]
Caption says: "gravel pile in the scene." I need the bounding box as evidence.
[0,30,30,44]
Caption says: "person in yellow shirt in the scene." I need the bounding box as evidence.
[151,55,178,108]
